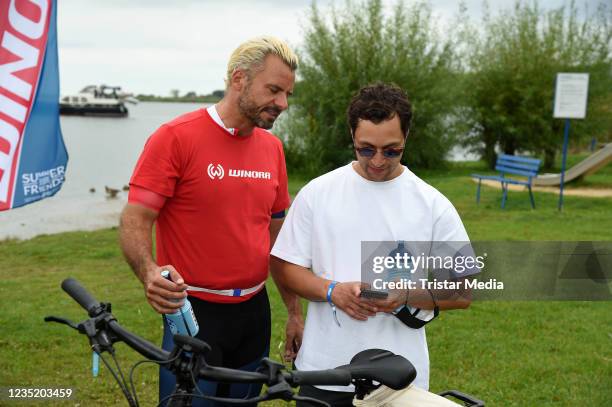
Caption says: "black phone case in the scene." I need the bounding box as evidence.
[360,289,389,299]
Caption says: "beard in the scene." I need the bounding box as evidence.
[238,88,281,130]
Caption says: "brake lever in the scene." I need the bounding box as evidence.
[44,315,79,330]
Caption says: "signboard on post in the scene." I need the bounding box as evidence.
[554,73,589,119]
[553,73,589,211]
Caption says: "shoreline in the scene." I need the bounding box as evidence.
[0,196,126,241]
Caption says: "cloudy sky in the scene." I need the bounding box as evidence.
[56,0,599,96]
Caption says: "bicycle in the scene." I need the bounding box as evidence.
[45,278,484,407]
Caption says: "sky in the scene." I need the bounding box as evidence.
[56,0,601,97]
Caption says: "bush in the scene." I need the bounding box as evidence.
[279,0,461,177]
[458,0,612,169]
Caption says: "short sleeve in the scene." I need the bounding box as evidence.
[431,200,480,278]
[129,125,182,198]
[432,204,469,242]
[270,185,313,269]
[271,142,291,213]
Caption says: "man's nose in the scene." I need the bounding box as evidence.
[275,93,289,111]
[371,151,386,166]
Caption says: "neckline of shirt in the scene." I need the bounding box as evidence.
[206,104,256,139]
[347,162,412,187]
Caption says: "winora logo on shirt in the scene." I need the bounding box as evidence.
[207,164,224,179]
[207,163,271,180]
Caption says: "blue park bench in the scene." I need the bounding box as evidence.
[472,154,542,209]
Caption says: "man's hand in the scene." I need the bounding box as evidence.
[284,312,304,361]
[142,265,188,314]
[367,288,408,313]
[331,282,378,321]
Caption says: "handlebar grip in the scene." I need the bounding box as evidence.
[61,278,102,317]
[288,368,352,386]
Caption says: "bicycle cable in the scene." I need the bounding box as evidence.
[111,348,136,405]
[96,349,138,407]
[156,392,266,407]
[127,351,181,407]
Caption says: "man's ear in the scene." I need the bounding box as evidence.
[229,69,247,91]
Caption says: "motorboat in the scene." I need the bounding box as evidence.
[60,85,138,117]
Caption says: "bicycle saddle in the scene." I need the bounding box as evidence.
[338,349,416,391]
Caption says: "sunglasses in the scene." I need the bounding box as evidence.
[354,145,405,159]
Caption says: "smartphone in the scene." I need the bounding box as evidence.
[359,288,389,299]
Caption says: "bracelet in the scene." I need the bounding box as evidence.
[326,281,338,304]
[326,281,341,327]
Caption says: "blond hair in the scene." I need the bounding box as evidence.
[225,36,298,87]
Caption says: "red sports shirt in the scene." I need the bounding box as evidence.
[130,109,290,303]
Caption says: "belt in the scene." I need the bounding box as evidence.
[186,281,266,297]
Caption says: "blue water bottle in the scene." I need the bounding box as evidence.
[161,270,199,336]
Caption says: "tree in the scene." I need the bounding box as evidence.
[278,0,461,177]
[459,0,612,169]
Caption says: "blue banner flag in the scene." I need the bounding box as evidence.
[0,0,67,211]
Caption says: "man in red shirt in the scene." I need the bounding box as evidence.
[119,36,302,406]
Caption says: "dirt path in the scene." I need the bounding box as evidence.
[472,179,612,198]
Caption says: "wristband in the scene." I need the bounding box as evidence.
[326,281,341,327]
[326,281,338,304]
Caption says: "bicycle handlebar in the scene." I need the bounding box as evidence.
[62,278,102,317]
[108,320,169,361]
[58,278,352,388]
[194,365,351,387]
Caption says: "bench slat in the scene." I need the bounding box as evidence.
[498,154,541,165]
[497,159,540,172]
[495,165,538,178]
[471,174,505,181]
[472,174,531,185]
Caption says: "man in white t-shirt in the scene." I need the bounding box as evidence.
[271,83,474,406]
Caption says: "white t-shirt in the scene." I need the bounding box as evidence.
[271,163,470,392]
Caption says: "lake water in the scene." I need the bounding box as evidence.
[0,102,475,240]
[0,102,204,240]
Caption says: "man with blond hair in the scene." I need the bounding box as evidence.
[120,36,302,405]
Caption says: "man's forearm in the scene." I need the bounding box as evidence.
[269,256,328,302]
[270,269,303,315]
[119,205,158,284]
[406,286,471,310]
[269,217,305,315]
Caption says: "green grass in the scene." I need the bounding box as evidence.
[1,162,611,406]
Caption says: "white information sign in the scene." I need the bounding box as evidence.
[553,73,589,119]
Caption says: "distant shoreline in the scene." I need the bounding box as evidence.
[136,96,221,104]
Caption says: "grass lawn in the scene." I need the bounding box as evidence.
[0,161,610,406]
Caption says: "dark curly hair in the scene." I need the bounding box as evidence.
[347,83,412,138]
